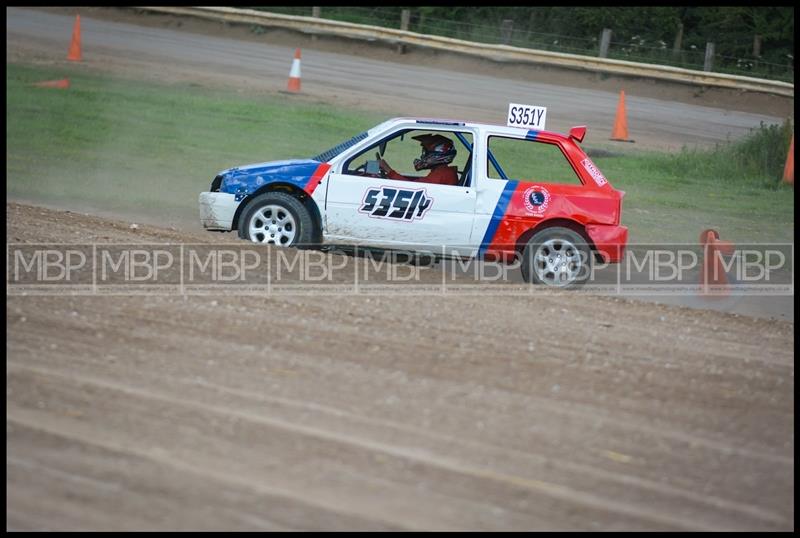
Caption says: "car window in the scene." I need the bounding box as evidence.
[487,136,583,185]
[345,130,473,186]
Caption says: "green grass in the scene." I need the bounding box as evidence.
[6,62,794,244]
[6,63,385,219]
[588,123,795,242]
[660,120,793,188]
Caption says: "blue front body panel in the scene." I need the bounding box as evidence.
[219,159,322,201]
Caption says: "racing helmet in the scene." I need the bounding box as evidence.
[412,134,457,171]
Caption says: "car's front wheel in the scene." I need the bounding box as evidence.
[520,227,592,287]
[238,192,315,247]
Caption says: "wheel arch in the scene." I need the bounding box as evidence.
[232,182,322,241]
[515,218,598,254]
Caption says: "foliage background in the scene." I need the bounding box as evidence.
[253,6,795,81]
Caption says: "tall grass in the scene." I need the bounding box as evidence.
[654,119,794,189]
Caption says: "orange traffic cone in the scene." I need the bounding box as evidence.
[699,229,734,296]
[286,48,301,93]
[782,134,794,185]
[610,90,634,142]
[33,78,71,89]
[67,14,82,61]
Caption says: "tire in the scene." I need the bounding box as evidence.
[237,192,315,248]
[520,227,592,287]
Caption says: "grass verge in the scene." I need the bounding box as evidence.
[6,62,794,243]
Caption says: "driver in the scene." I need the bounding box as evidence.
[379,134,459,186]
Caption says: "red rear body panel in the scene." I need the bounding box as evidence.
[483,130,627,262]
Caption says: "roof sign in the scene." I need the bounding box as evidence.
[507,103,546,130]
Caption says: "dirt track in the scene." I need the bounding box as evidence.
[6,203,794,531]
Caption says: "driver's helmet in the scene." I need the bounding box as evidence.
[412,134,457,171]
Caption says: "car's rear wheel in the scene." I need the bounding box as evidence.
[520,227,592,287]
[238,192,315,247]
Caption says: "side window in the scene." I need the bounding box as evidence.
[487,136,583,185]
[344,130,473,186]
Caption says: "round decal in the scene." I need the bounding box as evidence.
[523,185,550,216]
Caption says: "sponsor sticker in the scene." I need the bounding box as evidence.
[359,186,433,221]
[507,103,547,130]
[523,185,550,216]
[581,158,608,186]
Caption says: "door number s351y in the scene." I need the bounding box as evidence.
[359,186,433,221]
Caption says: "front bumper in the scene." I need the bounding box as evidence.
[198,192,239,231]
[586,223,628,263]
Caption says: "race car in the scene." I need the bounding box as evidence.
[198,117,627,286]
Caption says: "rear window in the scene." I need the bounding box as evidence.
[487,136,583,185]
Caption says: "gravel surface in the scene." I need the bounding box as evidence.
[5,7,795,530]
[6,203,794,530]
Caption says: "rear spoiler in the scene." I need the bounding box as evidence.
[569,126,587,143]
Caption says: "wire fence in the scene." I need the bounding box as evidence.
[251,6,794,83]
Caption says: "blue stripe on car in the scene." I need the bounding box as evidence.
[477,180,518,257]
[525,130,539,140]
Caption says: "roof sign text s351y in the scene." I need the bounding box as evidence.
[507,103,547,130]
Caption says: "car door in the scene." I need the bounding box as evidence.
[323,130,477,256]
[324,174,477,255]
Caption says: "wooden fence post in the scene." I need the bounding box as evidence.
[704,42,715,72]
[311,7,320,41]
[599,28,612,58]
[397,9,410,54]
[753,34,762,58]
[672,22,683,59]
[500,19,513,45]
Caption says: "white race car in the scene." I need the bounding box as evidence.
[198,117,627,285]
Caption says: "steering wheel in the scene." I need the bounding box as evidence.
[350,152,388,178]
[353,161,380,178]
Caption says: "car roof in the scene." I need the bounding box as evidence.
[381,117,573,142]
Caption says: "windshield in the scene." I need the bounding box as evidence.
[312,131,369,162]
